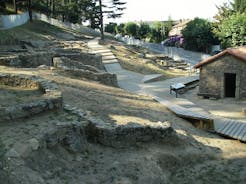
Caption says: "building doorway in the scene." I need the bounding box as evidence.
[224,73,236,97]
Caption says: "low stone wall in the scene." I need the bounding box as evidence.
[0,73,62,121]
[0,52,54,67]
[53,56,117,87]
[62,104,176,148]
[0,51,103,69]
[53,56,101,72]
[86,119,175,148]
[56,52,104,70]
[59,68,118,87]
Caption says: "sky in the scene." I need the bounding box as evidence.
[106,0,231,23]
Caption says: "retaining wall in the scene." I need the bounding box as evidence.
[119,36,211,65]
[0,12,29,29]
[33,12,100,36]
[0,11,100,37]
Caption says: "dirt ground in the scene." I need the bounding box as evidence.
[0,85,42,107]
[181,86,246,121]
[1,66,246,184]
[0,21,246,184]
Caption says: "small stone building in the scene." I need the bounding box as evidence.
[194,46,246,99]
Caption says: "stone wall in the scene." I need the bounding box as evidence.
[65,69,118,87]
[53,56,118,87]
[63,104,177,148]
[56,52,104,70]
[199,55,246,99]
[0,51,103,70]
[0,52,54,67]
[18,52,54,67]
[0,73,62,121]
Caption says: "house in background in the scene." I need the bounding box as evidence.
[194,46,246,99]
[168,19,191,37]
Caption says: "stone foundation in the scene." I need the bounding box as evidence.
[0,52,53,67]
[53,57,118,87]
[62,104,176,148]
[56,52,104,70]
[0,73,63,121]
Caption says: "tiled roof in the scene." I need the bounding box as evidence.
[194,46,246,68]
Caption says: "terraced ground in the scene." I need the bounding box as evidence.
[0,21,245,184]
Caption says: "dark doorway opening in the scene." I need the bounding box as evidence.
[224,73,236,97]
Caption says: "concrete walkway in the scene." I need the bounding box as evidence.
[88,38,246,142]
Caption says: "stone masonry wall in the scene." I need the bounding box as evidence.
[57,52,104,70]
[199,55,246,99]
[0,73,63,121]
[0,52,54,67]
[53,57,118,87]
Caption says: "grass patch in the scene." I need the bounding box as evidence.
[106,41,187,80]
[0,20,91,45]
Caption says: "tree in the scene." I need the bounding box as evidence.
[0,0,6,9]
[97,0,126,40]
[232,0,246,13]
[213,0,246,48]
[138,23,151,39]
[146,21,173,43]
[215,13,246,48]
[115,23,125,34]
[27,0,32,21]
[29,0,126,37]
[124,22,139,37]
[105,22,117,34]
[182,18,215,53]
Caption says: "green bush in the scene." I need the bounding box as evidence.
[105,23,117,34]
[124,22,139,37]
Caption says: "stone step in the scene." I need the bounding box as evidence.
[102,55,117,60]
[91,49,112,54]
[103,59,119,64]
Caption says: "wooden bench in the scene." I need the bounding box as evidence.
[170,83,185,98]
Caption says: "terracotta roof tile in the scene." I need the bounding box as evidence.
[194,46,246,68]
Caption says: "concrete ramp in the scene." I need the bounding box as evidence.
[105,63,122,72]
[142,74,163,83]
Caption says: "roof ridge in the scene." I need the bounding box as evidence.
[195,46,246,68]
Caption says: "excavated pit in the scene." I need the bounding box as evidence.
[0,73,62,121]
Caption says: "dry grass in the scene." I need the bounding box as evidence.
[103,40,187,80]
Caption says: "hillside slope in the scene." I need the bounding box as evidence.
[0,21,245,184]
